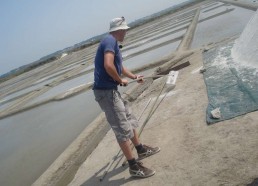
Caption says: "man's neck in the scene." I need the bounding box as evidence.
[110,32,119,41]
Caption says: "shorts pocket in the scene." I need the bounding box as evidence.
[112,90,126,112]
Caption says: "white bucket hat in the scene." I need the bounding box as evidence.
[109,16,130,32]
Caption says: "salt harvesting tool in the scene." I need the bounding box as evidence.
[99,70,179,181]
[121,70,178,166]
[129,72,178,87]
[119,75,165,86]
[129,75,164,83]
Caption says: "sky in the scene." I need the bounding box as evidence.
[0,0,188,75]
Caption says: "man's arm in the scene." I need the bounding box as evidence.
[122,66,137,79]
[104,51,128,85]
[122,66,144,83]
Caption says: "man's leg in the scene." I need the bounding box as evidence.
[131,129,161,160]
[119,138,155,178]
[94,90,155,178]
[118,140,134,160]
[130,129,140,146]
[123,100,160,158]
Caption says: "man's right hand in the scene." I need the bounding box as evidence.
[119,78,128,86]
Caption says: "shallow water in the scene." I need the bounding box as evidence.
[0,91,101,186]
[191,6,254,48]
[124,40,181,69]
[27,72,94,105]
[124,29,185,57]
[232,10,258,68]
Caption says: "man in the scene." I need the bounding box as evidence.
[93,16,160,178]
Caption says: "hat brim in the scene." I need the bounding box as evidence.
[109,25,130,32]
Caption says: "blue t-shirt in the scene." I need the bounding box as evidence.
[93,34,123,90]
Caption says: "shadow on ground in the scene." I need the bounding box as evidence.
[81,154,137,186]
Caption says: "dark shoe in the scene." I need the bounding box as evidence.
[138,144,160,160]
[129,161,155,178]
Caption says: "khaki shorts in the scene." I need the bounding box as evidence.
[94,89,139,143]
